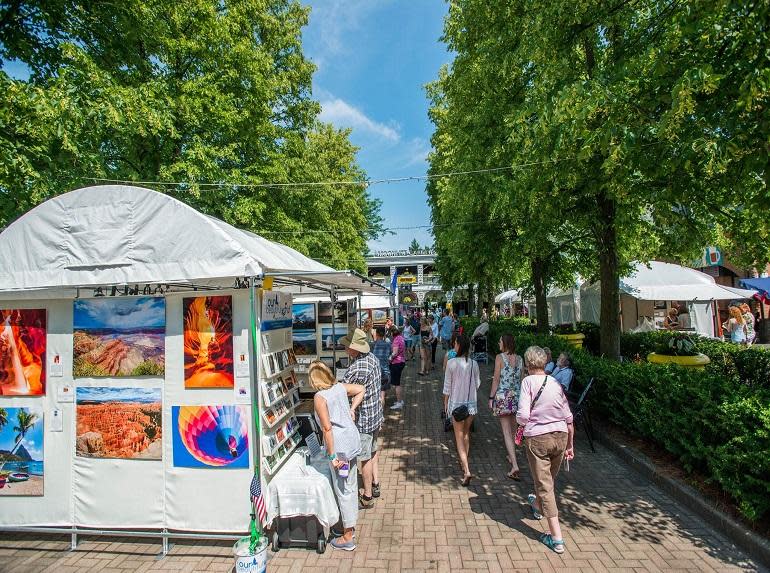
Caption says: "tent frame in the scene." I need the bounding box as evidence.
[0,271,388,556]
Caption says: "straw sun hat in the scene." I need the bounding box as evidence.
[340,328,370,354]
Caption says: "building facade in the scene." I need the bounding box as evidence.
[365,249,446,306]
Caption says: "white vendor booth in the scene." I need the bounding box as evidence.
[0,185,388,553]
[579,261,757,337]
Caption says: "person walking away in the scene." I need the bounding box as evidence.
[442,332,457,372]
[429,316,439,370]
[550,353,574,392]
[403,320,416,361]
[488,334,524,480]
[439,309,454,349]
[722,306,747,345]
[443,334,480,486]
[388,326,406,410]
[418,317,431,376]
[740,303,756,345]
[371,326,391,408]
[340,328,384,508]
[308,362,365,551]
[517,346,575,554]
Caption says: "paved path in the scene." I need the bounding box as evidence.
[0,351,766,572]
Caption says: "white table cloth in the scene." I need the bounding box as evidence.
[266,448,340,532]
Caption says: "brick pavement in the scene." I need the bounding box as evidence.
[0,350,766,572]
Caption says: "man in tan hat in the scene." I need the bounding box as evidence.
[340,328,383,509]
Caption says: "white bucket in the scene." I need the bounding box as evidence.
[233,536,268,573]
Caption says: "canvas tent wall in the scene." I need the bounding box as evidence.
[0,186,387,542]
[580,261,757,337]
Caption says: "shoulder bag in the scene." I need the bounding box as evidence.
[451,360,477,422]
[514,376,548,445]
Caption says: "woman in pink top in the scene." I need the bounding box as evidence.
[387,326,406,410]
[516,346,574,555]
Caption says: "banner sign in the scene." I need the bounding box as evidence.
[261,291,293,331]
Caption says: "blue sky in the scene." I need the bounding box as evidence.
[302,0,450,251]
[0,407,44,460]
[73,297,166,330]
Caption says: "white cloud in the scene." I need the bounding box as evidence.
[320,98,400,142]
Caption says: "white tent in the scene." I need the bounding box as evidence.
[0,186,387,541]
[0,185,384,296]
[495,289,521,304]
[580,261,757,337]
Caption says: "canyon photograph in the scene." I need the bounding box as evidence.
[73,297,165,377]
[76,387,162,460]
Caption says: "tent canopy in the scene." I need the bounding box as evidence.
[616,261,756,301]
[495,289,523,303]
[0,185,388,296]
[739,277,770,300]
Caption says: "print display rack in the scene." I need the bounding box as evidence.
[259,291,302,477]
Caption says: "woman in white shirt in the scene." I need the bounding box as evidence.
[442,334,480,486]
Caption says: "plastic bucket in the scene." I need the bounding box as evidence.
[233,536,268,573]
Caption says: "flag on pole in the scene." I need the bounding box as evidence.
[250,473,267,526]
[390,269,398,293]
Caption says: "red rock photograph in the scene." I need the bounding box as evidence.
[75,387,162,460]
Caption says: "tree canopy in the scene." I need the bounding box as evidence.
[428,0,769,356]
[0,0,383,271]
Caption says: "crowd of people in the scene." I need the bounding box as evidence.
[305,306,577,555]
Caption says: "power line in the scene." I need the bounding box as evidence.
[87,158,570,191]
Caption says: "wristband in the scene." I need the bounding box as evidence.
[326,453,336,461]
[488,396,495,400]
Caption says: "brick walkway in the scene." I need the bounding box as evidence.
[0,352,766,573]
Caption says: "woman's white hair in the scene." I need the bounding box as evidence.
[524,346,548,369]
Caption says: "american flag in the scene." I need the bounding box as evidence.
[250,473,267,526]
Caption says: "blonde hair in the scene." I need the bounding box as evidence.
[308,361,336,391]
[739,303,751,315]
[524,346,548,370]
[729,306,745,324]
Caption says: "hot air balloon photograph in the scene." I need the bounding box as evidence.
[0,309,46,396]
[172,405,250,469]
[183,296,234,388]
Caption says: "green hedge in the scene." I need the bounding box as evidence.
[619,330,770,390]
[460,318,770,521]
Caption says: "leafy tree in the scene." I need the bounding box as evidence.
[428,0,769,355]
[408,238,420,253]
[0,1,382,270]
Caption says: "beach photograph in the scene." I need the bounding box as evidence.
[0,406,44,496]
[73,297,165,377]
[76,387,162,460]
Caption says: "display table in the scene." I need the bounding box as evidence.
[266,447,339,535]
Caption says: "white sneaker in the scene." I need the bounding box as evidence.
[390,401,404,410]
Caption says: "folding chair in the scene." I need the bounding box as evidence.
[470,335,488,364]
[567,377,596,453]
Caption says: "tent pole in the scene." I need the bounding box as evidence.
[249,277,264,533]
[331,286,337,374]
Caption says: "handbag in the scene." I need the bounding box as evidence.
[514,376,548,445]
[451,361,476,422]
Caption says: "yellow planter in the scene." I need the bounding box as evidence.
[647,353,711,369]
[555,332,585,349]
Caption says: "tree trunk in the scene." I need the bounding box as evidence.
[597,193,621,360]
[467,283,475,316]
[532,257,550,333]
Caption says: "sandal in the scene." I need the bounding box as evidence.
[539,533,565,554]
[506,470,521,481]
[527,493,543,520]
[461,474,472,487]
